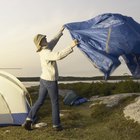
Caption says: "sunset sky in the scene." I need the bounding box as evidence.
[0,0,140,77]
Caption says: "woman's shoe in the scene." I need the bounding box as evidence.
[53,125,63,131]
[22,120,33,131]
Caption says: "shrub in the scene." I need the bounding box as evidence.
[59,80,140,98]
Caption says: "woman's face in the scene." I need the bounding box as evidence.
[40,37,48,47]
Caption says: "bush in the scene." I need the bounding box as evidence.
[59,80,140,98]
[112,80,140,94]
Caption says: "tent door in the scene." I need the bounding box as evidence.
[0,93,13,124]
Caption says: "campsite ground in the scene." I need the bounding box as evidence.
[1,81,140,140]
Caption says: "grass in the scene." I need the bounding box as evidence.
[1,82,140,140]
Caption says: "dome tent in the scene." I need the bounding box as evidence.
[0,71,31,126]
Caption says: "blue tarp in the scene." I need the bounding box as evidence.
[65,13,140,80]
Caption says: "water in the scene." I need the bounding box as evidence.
[22,81,92,87]
[22,79,140,87]
[22,81,40,87]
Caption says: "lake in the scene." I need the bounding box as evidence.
[22,79,140,87]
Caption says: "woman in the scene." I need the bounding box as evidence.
[23,27,78,131]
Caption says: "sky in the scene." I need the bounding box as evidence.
[0,0,140,77]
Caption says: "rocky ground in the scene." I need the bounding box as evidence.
[59,89,140,124]
[90,93,140,124]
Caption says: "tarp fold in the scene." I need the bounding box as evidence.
[65,13,140,79]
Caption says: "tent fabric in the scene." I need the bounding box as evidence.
[0,94,13,124]
[0,71,31,126]
[65,13,140,79]
[63,90,79,105]
[63,90,88,106]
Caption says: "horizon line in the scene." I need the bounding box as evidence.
[0,68,22,69]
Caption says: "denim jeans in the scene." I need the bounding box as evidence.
[27,79,61,127]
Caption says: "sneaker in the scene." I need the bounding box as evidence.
[22,120,33,130]
[34,122,47,128]
[53,125,63,131]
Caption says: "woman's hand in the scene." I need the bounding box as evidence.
[60,26,65,33]
[71,39,79,48]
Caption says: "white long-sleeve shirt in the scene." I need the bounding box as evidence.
[39,47,73,81]
[38,31,73,81]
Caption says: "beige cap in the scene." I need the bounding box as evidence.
[34,34,46,52]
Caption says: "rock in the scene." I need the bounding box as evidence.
[4,130,10,134]
[89,93,140,108]
[89,102,98,108]
[123,96,140,123]
[60,113,64,117]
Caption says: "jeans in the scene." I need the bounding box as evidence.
[27,79,61,127]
